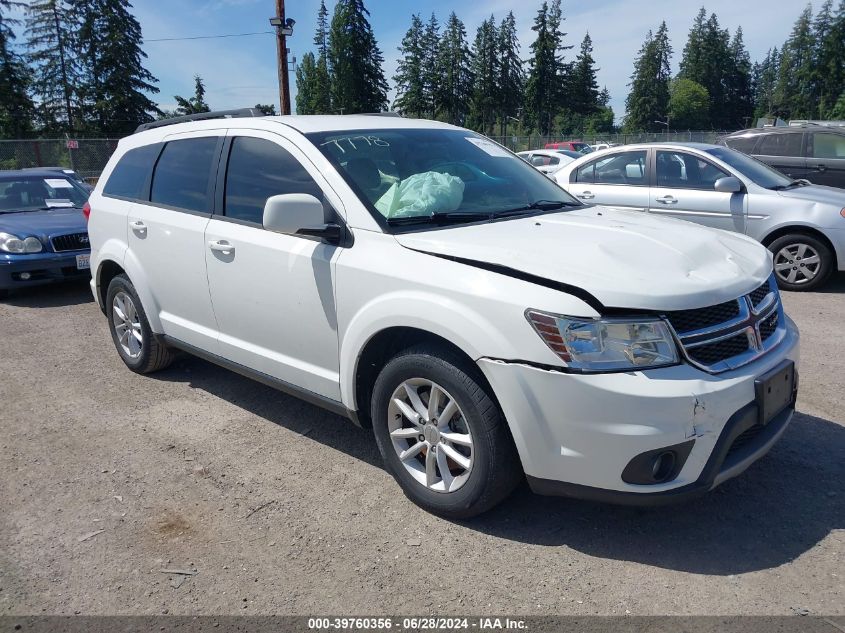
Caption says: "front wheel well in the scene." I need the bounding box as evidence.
[353,327,491,429]
[761,226,838,267]
[96,260,126,314]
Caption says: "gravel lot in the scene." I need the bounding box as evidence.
[1,275,843,616]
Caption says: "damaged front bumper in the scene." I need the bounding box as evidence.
[476,315,800,504]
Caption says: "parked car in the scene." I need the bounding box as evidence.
[516,149,577,174]
[590,142,619,151]
[23,166,94,191]
[87,111,798,518]
[718,125,845,189]
[544,140,593,153]
[0,170,91,298]
[554,142,845,291]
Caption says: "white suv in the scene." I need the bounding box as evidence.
[87,110,800,518]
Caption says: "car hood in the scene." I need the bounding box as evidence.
[0,207,87,238]
[394,206,772,312]
[776,183,845,206]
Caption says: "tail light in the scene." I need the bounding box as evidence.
[82,201,91,221]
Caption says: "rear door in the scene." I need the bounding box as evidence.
[753,132,809,180]
[806,132,845,188]
[565,149,650,212]
[649,150,746,233]
[126,131,223,351]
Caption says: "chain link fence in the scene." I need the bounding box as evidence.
[488,131,729,153]
[0,138,120,184]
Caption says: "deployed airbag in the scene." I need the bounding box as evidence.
[374,171,465,218]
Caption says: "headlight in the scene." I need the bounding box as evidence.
[0,233,43,253]
[526,309,680,371]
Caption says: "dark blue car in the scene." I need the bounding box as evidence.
[0,169,91,297]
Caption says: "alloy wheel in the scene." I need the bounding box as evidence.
[774,243,821,286]
[112,291,143,359]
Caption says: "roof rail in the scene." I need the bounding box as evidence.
[135,108,266,133]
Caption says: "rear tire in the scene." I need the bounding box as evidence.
[769,233,833,292]
[371,344,522,519]
[106,274,174,374]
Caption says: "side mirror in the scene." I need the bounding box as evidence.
[714,176,742,194]
[263,193,343,244]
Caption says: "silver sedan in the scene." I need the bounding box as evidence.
[553,142,845,291]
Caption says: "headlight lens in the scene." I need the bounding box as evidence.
[526,309,680,371]
[0,233,43,253]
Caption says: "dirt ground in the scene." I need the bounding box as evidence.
[1,275,843,616]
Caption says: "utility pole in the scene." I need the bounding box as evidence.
[272,0,291,115]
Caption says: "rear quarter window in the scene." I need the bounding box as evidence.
[724,135,759,154]
[102,144,161,199]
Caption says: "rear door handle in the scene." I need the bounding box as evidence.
[577,191,595,200]
[817,164,827,172]
[656,195,677,205]
[129,220,147,234]
[208,240,234,254]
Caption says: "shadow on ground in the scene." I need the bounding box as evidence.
[155,353,844,577]
[1,279,93,307]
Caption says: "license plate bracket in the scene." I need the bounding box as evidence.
[76,254,90,270]
[754,360,795,426]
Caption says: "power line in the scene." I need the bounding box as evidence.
[146,30,274,43]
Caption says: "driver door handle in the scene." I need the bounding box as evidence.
[656,195,678,205]
[577,191,595,200]
[208,240,235,254]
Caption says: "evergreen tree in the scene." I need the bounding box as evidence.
[468,16,498,134]
[814,0,845,117]
[71,0,159,134]
[776,4,815,118]
[434,12,473,125]
[295,52,318,114]
[624,22,672,132]
[328,0,388,114]
[725,27,753,128]
[420,13,440,118]
[0,0,34,137]
[25,0,76,131]
[680,10,732,128]
[174,75,210,115]
[525,1,565,134]
[753,47,780,119]
[393,14,427,117]
[311,0,331,113]
[496,11,524,135]
[254,103,276,115]
[569,33,600,116]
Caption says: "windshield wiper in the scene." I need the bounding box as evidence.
[386,211,487,226]
[490,199,579,218]
[769,179,808,191]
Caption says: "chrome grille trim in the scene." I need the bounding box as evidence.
[662,275,785,374]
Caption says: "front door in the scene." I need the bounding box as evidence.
[204,131,344,401]
[649,150,746,234]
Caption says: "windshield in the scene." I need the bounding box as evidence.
[705,146,793,189]
[0,176,89,212]
[307,128,581,230]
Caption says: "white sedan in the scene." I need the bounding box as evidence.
[517,149,577,175]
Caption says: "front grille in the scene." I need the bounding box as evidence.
[664,276,784,373]
[687,333,751,366]
[759,312,779,341]
[664,299,740,334]
[726,424,765,458]
[51,232,89,252]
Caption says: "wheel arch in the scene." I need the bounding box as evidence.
[761,224,839,269]
[95,259,125,314]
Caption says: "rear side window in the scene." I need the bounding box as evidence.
[811,133,845,158]
[724,135,759,153]
[102,144,160,199]
[150,137,219,213]
[757,133,802,157]
[223,136,323,224]
[576,150,647,185]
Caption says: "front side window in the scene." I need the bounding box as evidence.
[705,146,792,189]
[224,136,324,224]
[150,137,218,212]
[576,150,647,185]
[757,133,802,157]
[307,128,580,230]
[103,144,160,199]
[656,151,728,190]
[811,133,845,158]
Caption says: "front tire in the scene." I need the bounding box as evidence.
[371,344,522,519]
[769,233,833,292]
[106,274,173,374]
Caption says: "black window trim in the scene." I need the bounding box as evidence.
[570,149,650,187]
[144,135,225,217]
[101,142,164,203]
[653,149,733,192]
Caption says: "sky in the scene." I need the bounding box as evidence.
[14,0,807,121]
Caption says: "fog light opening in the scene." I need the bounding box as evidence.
[651,451,676,482]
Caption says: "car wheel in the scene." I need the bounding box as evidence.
[371,344,522,519]
[769,233,833,292]
[106,274,174,374]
